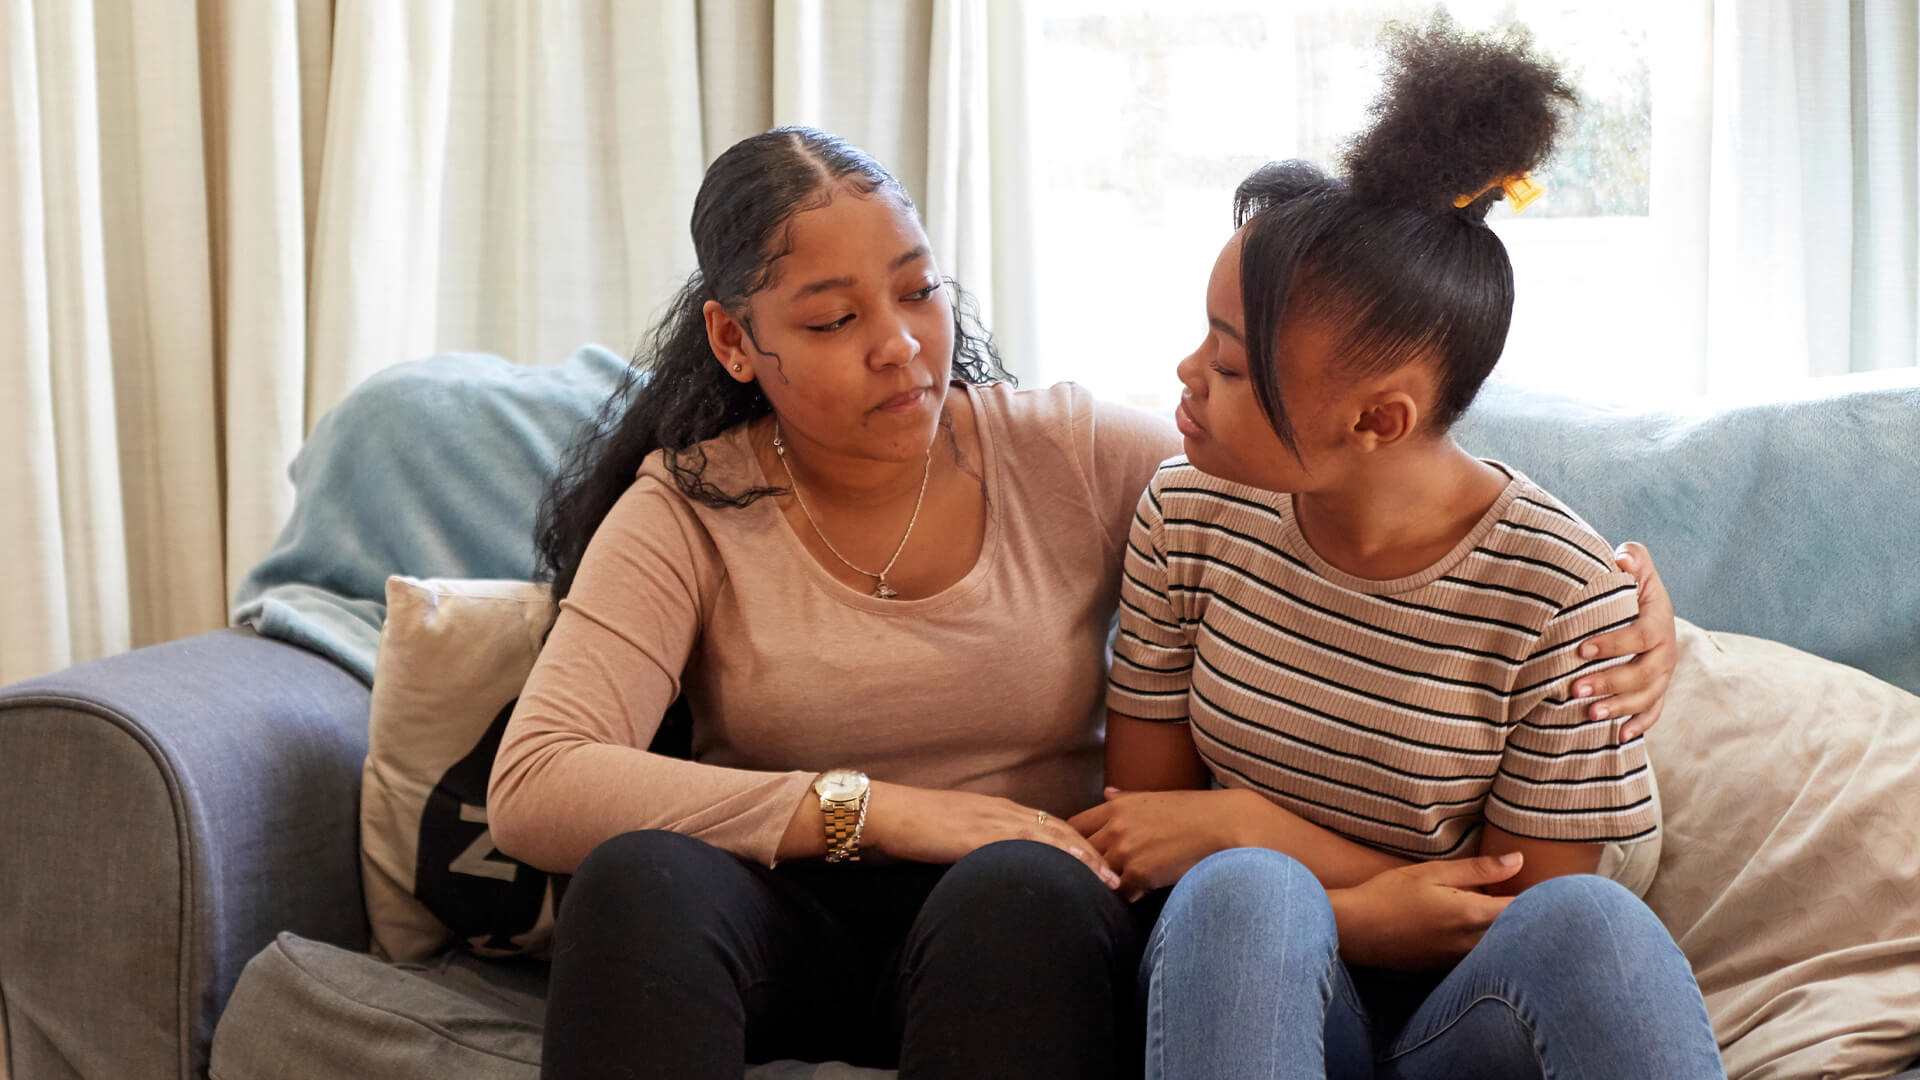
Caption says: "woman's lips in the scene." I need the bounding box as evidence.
[1175,398,1208,439]
[878,386,930,413]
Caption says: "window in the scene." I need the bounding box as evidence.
[1027,0,1670,413]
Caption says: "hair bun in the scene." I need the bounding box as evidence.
[1340,13,1577,217]
[1233,160,1336,227]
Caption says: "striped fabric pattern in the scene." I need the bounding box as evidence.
[1107,459,1659,859]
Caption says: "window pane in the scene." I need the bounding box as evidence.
[1028,0,1663,411]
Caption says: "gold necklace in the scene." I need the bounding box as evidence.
[772,423,932,600]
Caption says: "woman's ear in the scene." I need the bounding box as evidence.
[1351,391,1419,452]
[703,300,754,383]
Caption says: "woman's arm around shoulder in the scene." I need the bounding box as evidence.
[487,477,818,873]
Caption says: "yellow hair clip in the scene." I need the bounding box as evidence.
[1452,173,1545,214]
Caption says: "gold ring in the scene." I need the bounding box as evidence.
[1036,811,1049,827]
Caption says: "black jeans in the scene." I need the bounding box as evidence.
[541,831,1149,1080]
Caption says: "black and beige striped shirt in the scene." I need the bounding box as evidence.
[1107,459,1659,859]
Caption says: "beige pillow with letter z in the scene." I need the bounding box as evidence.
[360,576,562,962]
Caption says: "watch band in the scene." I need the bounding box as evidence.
[822,788,870,863]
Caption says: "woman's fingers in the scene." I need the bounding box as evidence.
[1579,623,1651,661]
[1066,802,1110,836]
[1048,833,1116,884]
[1038,816,1121,889]
[1084,820,1118,855]
[1616,542,1674,611]
[1575,656,1652,711]
[1614,541,1651,584]
[1584,542,1676,663]
[1591,683,1665,725]
[1620,697,1665,741]
[1077,849,1122,889]
[1409,852,1523,891]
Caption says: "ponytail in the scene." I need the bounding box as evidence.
[532,272,784,601]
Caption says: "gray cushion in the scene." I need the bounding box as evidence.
[209,933,894,1080]
[210,933,542,1080]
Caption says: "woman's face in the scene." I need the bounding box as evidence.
[1174,229,1351,493]
[714,189,955,463]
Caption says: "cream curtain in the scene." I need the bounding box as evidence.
[0,0,1034,685]
[1688,0,1920,389]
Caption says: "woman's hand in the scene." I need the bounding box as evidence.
[861,781,1122,889]
[1576,542,1679,739]
[1328,854,1523,970]
[1068,787,1245,901]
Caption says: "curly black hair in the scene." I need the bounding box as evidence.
[534,127,1011,602]
[1232,13,1577,453]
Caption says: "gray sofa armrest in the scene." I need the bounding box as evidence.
[0,629,371,1080]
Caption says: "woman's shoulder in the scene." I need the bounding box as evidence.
[1486,465,1630,597]
[602,428,772,566]
[968,378,1086,428]
[972,380,1179,464]
[633,423,761,504]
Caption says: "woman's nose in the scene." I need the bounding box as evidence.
[871,316,918,369]
[1176,349,1206,398]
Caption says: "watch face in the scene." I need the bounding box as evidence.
[816,769,869,802]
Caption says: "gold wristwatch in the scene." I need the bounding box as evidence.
[813,769,871,863]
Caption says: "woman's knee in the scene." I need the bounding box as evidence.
[1495,874,1665,944]
[918,839,1131,952]
[1460,875,1720,1076]
[1488,874,1687,985]
[560,829,737,933]
[942,838,1118,907]
[1162,848,1336,947]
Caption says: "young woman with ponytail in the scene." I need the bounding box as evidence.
[488,113,1686,1076]
[1076,18,1723,1079]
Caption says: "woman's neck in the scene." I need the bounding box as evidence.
[1292,439,1509,581]
[757,410,950,512]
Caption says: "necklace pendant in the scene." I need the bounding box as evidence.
[873,580,899,600]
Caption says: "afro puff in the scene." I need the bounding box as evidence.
[1341,12,1578,220]
[1228,12,1580,450]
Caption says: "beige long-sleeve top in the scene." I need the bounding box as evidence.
[487,381,1179,873]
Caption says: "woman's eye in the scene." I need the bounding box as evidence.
[1210,362,1241,379]
[808,315,854,333]
[904,283,939,302]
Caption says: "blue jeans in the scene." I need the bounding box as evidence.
[1140,848,1726,1080]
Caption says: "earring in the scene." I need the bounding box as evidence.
[731,363,743,373]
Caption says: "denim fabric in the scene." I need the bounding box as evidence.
[1142,849,1726,1080]
[1455,371,1920,697]
[0,629,372,1080]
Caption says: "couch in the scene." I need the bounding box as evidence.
[3,353,1916,1080]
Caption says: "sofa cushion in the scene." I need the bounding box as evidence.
[1455,370,1920,697]
[209,932,544,1080]
[361,576,692,963]
[362,577,567,962]
[1646,621,1920,1079]
[208,933,895,1080]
